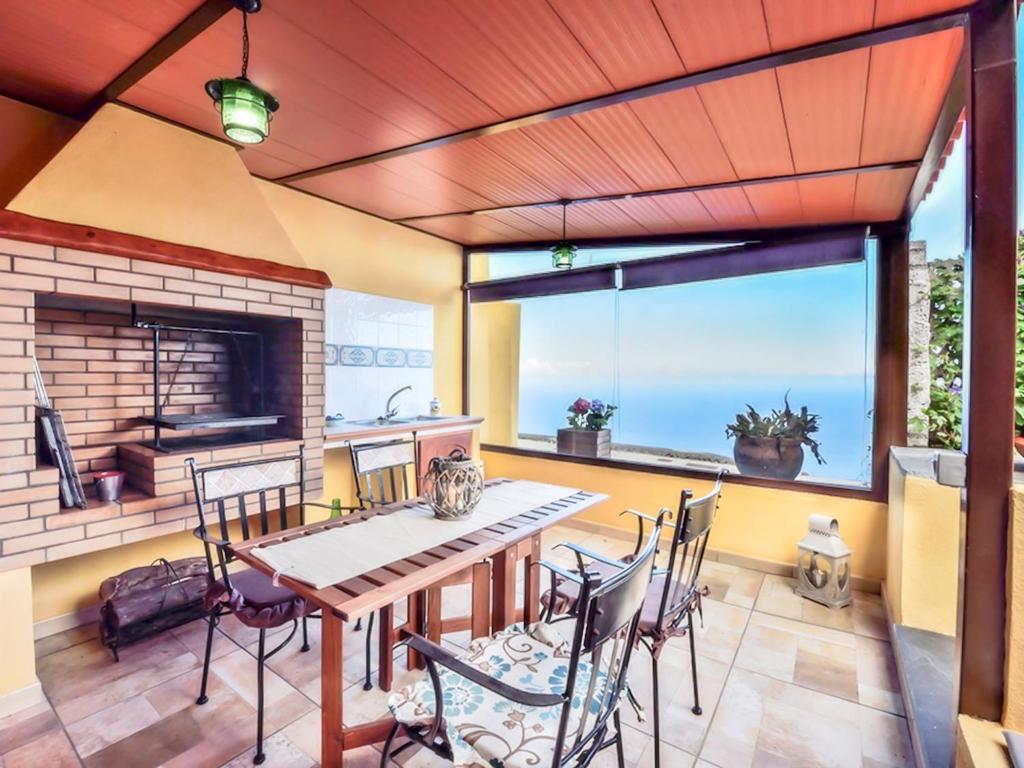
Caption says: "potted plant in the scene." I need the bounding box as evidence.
[725,394,825,480]
[557,397,616,458]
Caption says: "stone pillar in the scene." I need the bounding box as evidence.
[907,240,930,446]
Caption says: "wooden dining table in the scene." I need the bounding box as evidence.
[231,477,607,767]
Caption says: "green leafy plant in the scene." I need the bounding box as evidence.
[725,393,825,464]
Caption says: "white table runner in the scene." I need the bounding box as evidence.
[252,480,581,590]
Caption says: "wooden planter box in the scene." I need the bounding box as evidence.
[557,428,611,459]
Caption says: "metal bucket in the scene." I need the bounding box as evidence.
[94,471,126,503]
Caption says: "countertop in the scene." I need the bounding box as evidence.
[323,414,483,446]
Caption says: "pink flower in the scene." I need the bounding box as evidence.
[572,397,591,415]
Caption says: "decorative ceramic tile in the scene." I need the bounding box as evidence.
[339,345,374,367]
[406,349,433,368]
[375,348,406,367]
[202,457,298,501]
[324,343,339,366]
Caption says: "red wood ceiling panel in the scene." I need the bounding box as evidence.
[124,6,459,171]
[860,28,964,165]
[431,0,612,107]
[761,1,875,52]
[696,70,795,179]
[0,0,204,114]
[292,161,491,221]
[547,0,684,89]
[743,180,804,226]
[348,0,552,118]
[628,89,738,185]
[406,213,537,244]
[614,194,717,234]
[797,175,857,224]
[776,49,871,173]
[853,167,918,221]
[570,105,685,190]
[654,0,770,72]
[513,120,639,196]
[695,188,760,228]
[873,0,972,27]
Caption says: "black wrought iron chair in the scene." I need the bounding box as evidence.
[379,516,666,768]
[542,474,723,768]
[187,447,333,766]
[348,438,417,689]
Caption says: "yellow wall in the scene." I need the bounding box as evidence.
[470,302,521,444]
[8,104,462,625]
[482,449,889,580]
[256,180,463,416]
[0,94,77,207]
[1005,485,1024,730]
[0,568,37,693]
[886,462,960,635]
[9,104,304,267]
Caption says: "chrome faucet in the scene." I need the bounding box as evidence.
[384,385,412,420]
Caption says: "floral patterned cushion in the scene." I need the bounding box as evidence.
[387,622,609,768]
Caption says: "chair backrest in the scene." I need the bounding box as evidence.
[555,523,662,766]
[349,438,416,507]
[186,447,306,589]
[653,473,723,634]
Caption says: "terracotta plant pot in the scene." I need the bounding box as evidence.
[732,435,805,480]
[557,428,611,458]
[1014,435,1024,459]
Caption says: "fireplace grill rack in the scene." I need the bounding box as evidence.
[131,305,284,451]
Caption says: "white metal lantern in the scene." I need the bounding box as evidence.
[795,514,852,608]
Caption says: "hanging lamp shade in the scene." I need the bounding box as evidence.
[551,242,577,270]
[205,77,278,144]
[550,201,576,270]
[205,0,278,145]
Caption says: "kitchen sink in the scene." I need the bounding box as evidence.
[408,415,447,421]
[347,418,412,426]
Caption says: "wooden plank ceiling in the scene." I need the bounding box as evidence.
[0,0,969,245]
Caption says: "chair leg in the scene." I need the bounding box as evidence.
[651,652,661,768]
[196,613,217,706]
[254,628,267,765]
[300,616,311,653]
[354,617,363,631]
[379,721,401,768]
[363,611,376,691]
[613,709,626,768]
[688,611,702,716]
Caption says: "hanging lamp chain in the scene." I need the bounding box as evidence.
[240,7,250,78]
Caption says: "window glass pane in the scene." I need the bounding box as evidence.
[616,252,875,487]
[470,243,737,281]
[470,242,877,490]
[908,130,966,449]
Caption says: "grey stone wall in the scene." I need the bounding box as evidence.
[908,241,930,446]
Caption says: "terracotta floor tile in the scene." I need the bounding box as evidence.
[0,702,59,754]
[35,622,100,660]
[701,560,766,610]
[219,731,315,768]
[170,618,242,663]
[2,726,80,768]
[65,695,161,757]
[283,709,384,766]
[40,634,199,724]
[792,646,859,702]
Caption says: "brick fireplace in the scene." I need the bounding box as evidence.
[0,227,327,570]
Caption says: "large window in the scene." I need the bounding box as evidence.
[469,237,878,490]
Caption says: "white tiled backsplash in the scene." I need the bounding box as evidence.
[324,288,434,420]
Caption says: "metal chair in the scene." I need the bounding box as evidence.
[187,446,334,766]
[348,439,416,689]
[380,516,666,768]
[542,474,723,768]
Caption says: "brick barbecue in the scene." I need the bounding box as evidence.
[0,235,326,571]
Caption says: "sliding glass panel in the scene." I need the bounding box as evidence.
[469,240,877,490]
[616,251,876,487]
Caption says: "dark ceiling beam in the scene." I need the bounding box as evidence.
[461,222,895,253]
[903,48,968,218]
[275,8,968,184]
[395,160,919,223]
[80,0,237,119]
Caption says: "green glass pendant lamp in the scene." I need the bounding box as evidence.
[551,200,577,270]
[205,0,279,145]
